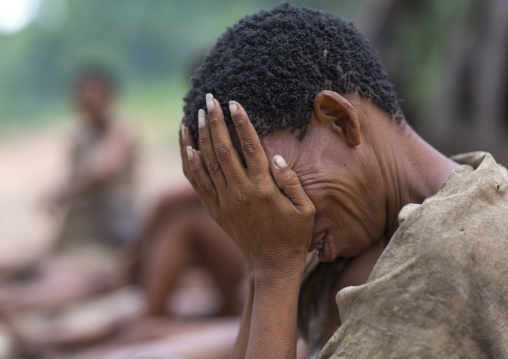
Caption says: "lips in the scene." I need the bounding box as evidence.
[309,231,327,252]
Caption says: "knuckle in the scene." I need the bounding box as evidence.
[187,176,197,188]
[231,186,248,205]
[257,183,272,199]
[199,181,214,196]
[304,205,316,218]
[283,182,299,193]
[234,192,250,207]
[235,118,249,131]
[199,133,211,146]
[207,159,221,175]
[241,139,258,156]
[214,143,231,161]
[209,116,221,130]
[301,202,315,218]
[189,162,198,173]
[281,171,299,186]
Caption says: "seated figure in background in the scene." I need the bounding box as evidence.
[0,67,137,311]
[1,69,246,358]
[129,184,246,320]
[2,184,248,359]
[64,185,247,359]
[52,66,137,257]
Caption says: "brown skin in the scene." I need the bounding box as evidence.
[179,90,458,359]
[141,205,246,317]
[125,185,203,284]
[0,78,136,353]
[50,77,133,207]
[126,184,245,319]
[1,79,133,312]
[75,77,113,123]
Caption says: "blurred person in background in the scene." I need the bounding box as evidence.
[41,184,247,355]
[1,184,248,358]
[0,66,138,311]
[57,185,249,358]
[128,183,246,319]
[0,67,248,355]
[50,65,138,256]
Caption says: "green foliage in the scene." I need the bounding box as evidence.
[0,0,355,130]
[0,0,477,140]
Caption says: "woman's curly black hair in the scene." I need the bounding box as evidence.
[183,2,402,140]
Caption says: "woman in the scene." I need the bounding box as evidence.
[179,4,508,358]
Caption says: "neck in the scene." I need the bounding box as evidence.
[84,114,109,132]
[374,123,459,239]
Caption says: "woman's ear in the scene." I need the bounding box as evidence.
[313,90,360,147]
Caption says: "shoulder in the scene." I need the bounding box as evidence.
[320,154,508,359]
[374,154,508,282]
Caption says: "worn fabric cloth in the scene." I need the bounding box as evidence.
[56,119,137,249]
[314,152,508,358]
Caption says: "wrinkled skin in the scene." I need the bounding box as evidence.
[179,90,458,359]
[181,97,315,274]
[259,119,387,261]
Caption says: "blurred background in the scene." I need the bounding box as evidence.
[1,0,507,147]
[0,0,507,357]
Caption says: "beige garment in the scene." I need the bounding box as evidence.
[58,120,136,248]
[316,152,508,358]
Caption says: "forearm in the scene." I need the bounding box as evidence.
[61,136,132,201]
[60,159,125,200]
[180,96,314,359]
[246,270,302,359]
[231,272,254,359]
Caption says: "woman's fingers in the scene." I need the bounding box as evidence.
[186,145,218,203]
[205,94,246,185]
[270,155,315,216]
[229,101,269,179]
[198,108,227,191]
[178,117,218,204]
[179,117,190,179]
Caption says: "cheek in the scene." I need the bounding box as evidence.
[333,214,377,256]
[309,184,384,256]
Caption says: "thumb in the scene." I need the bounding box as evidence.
[270,155,313,211]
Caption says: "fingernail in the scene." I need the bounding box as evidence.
[274,155,287,169]
[181,124,187,136]
[198,109,206,128]
[179,116,184,126]
[186,146,194,160]
[229,101,238,115]
[206,93,214,111]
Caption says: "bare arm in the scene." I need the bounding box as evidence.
[179,95,313,359]
[249,271,302,358]
[230,272,253,359]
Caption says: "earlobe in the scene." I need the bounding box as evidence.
[313,90,360,147]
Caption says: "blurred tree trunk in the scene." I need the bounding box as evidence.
[470,0,508,140]
[356,0,508,163]
[441,0,508,160]
[358,0,399,41]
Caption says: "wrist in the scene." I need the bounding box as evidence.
[253,263,305,291]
